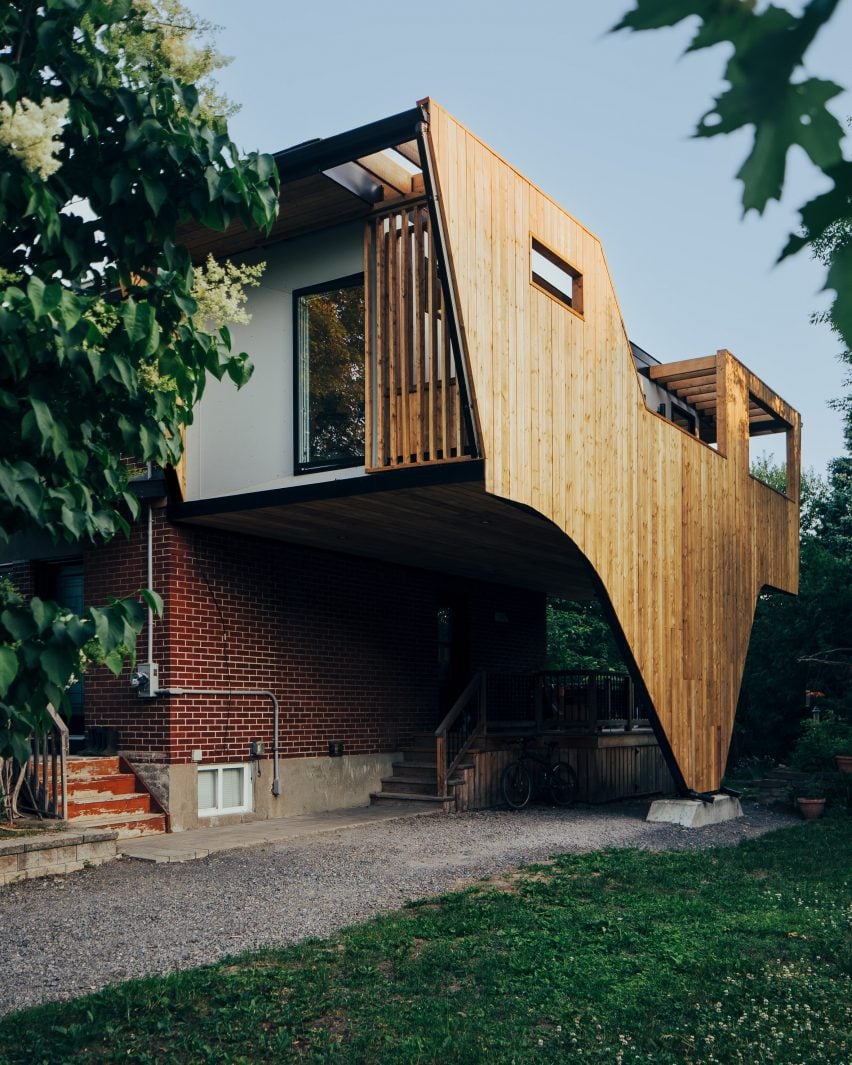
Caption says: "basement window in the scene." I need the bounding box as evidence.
[531,237,583,315]
[197,763,253,816]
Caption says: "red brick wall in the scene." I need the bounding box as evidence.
[77,514,546,764]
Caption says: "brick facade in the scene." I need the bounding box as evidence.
[72,512,547,766]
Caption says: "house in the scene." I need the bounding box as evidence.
[2,99,800,834]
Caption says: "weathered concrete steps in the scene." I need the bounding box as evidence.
[370,732,470,810]
[65,756,166,838]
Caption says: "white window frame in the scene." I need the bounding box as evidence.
[197,763,253,817]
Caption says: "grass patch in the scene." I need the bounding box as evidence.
[1,818,849,1064]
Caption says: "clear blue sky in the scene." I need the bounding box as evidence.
[200,0,852,473]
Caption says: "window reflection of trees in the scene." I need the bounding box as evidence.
[299,282,365,469]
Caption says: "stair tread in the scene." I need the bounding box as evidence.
[382,775,437,785]
[370,791,446,803]
[71,810,163,824]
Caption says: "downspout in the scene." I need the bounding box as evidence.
[158,688,281,797]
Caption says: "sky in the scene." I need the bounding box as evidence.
[199,0,852,473]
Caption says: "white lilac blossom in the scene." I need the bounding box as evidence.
[0,97,69,180]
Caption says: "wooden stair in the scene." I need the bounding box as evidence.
[65,756,166,838]
[370,732,469,808]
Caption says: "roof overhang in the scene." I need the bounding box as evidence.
[170,463,597,600]
[180,105,428,261]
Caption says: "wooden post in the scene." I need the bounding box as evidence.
[587,673,598,733]
[625,678,635,731]
[480,672,487,735]
[436,734,447,797]
[534,674,543,733]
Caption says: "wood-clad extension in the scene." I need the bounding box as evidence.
[423,99,800,794]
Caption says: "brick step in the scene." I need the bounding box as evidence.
[67,792,152,819]
[69,811,167,838]
[66,756,122,778]
[67,773,137,797]
[370,791,447,804]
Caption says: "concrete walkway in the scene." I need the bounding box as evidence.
[118,801,439,862]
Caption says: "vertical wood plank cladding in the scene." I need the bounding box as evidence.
[426,100,800,793]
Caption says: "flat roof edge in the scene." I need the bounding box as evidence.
[275,106,426,183]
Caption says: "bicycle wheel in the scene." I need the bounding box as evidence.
[501,761,532,809]
[548,762,578,806]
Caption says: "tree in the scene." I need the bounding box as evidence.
[735,459,852,763]
[546,598,625,672]
[614,1,852,414]
[0,0,279,761]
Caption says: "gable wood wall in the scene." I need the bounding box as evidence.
[426,100,800,792]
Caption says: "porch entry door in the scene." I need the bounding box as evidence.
[437,600,470,714]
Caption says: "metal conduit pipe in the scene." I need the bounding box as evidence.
[158,689,281,797]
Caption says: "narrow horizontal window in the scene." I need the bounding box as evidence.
[531,237,583,315]
[197,763,252,816]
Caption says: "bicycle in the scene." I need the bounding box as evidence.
[501,738,578,809]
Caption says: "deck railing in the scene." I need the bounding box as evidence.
[365,202,473,470]
[17,704,69,820]
[535,671,644,732]
[435,671,487,797]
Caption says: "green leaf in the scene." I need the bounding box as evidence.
[1,607,37,642]
[824,241,852,352]
[109,170,132,204]
[103,649,125,677]
[30,397,57,453]
[40,644,77,689]
[139,588,164,615]
[31,598,57,634]
[732,79,844,214]
[90,605,126,651]
[140,173,168,216]
[0,645,18,698]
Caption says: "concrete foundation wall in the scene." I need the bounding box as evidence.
[165,752,400,832]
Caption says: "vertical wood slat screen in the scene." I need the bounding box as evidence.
[365,203,471,470]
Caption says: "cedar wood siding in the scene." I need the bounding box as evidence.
[425,100,800,793]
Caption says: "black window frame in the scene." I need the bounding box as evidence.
[292,272,366,476]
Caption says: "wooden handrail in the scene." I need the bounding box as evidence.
[17,704,69,821]
[434,671,486,796]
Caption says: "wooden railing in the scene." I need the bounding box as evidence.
[17,704,69,820]
[365,202,473,470]
[535,671,644,733]
[435,671,487,797]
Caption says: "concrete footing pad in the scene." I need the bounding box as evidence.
[646,794,743,828]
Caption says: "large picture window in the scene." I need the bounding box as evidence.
[294,274,365,473]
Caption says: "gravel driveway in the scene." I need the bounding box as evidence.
[0,801,797,1016]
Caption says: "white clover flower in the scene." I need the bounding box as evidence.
[0,97,69,179]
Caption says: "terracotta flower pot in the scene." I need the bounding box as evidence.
[836,754,852,774]
[796,797,826,820]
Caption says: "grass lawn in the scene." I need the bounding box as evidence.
[1,816,849,1064]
